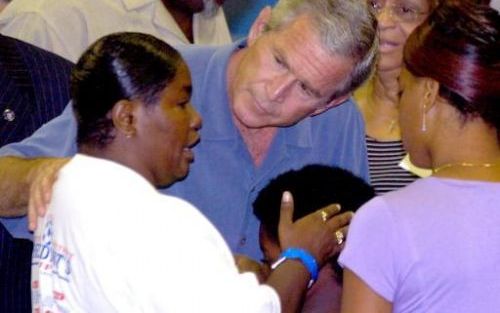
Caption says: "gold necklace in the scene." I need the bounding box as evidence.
[387,119,397,132]
[432,162,500,173]
[364,102,398,133]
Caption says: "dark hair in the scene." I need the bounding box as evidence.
[253,164,375,281]
[404,0,500,136]
[71,32,183,148]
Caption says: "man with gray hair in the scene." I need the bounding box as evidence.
[0,0,231,62]
[0,0,377,265]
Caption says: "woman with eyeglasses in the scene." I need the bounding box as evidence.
[354,0,439,194]
[339,1,500,312]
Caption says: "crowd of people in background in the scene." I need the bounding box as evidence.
[0,0,498,312]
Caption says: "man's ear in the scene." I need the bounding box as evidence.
[247,6,272,46]
[310,94,351,116]
[111,99,138,138]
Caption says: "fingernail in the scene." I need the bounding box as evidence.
[333,203,341,211]
[282,191,291,202]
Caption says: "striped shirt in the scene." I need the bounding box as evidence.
[366,136,419,195]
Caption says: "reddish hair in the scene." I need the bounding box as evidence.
[404,0,499,131]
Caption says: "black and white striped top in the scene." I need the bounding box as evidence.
[366,136,419,195]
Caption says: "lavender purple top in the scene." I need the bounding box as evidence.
[339,177,500,312]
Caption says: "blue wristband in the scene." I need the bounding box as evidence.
[271,247,319,288]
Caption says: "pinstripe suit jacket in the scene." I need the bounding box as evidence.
[0,34,73,313]
[0,34,73,146]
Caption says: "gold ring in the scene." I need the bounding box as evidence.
[335,230,344,245]
[320,210,328,222]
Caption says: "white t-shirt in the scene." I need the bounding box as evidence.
[32,154,279,313]
[0,0,232,62]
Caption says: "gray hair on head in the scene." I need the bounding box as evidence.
[267,0,379,98]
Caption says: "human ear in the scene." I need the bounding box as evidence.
[310,94,351,116]
[111,99,138,138]
[421,78,439,132]
[423,78,439,112]
[247,6,272,46]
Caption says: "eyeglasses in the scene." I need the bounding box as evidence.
[369,0,429,23]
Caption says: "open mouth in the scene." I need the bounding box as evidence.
[184,134,200,162]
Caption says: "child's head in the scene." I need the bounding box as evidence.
[253,164,375,281]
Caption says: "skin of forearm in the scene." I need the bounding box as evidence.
[266,260,310,313]
[0,156,45,216]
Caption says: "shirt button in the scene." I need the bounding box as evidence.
[3,109,15,122]
[239,237,247,246]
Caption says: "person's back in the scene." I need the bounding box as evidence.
[348,177,500,312]
[0,0,231,62]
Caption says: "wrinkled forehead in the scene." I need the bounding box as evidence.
[269,15,354,97]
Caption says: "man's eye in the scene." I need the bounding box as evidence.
[298,82,313,97]
[274,56,285,67]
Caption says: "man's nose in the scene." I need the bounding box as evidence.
[266,73,295,102]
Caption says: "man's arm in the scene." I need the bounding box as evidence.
[0,104,78,228]
[0,156,41,216]
[0,156,68,228]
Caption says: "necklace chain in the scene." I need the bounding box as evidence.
[364,101,398,133]
[432,162,500,173]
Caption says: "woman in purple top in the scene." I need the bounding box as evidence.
[339,1,500,312]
